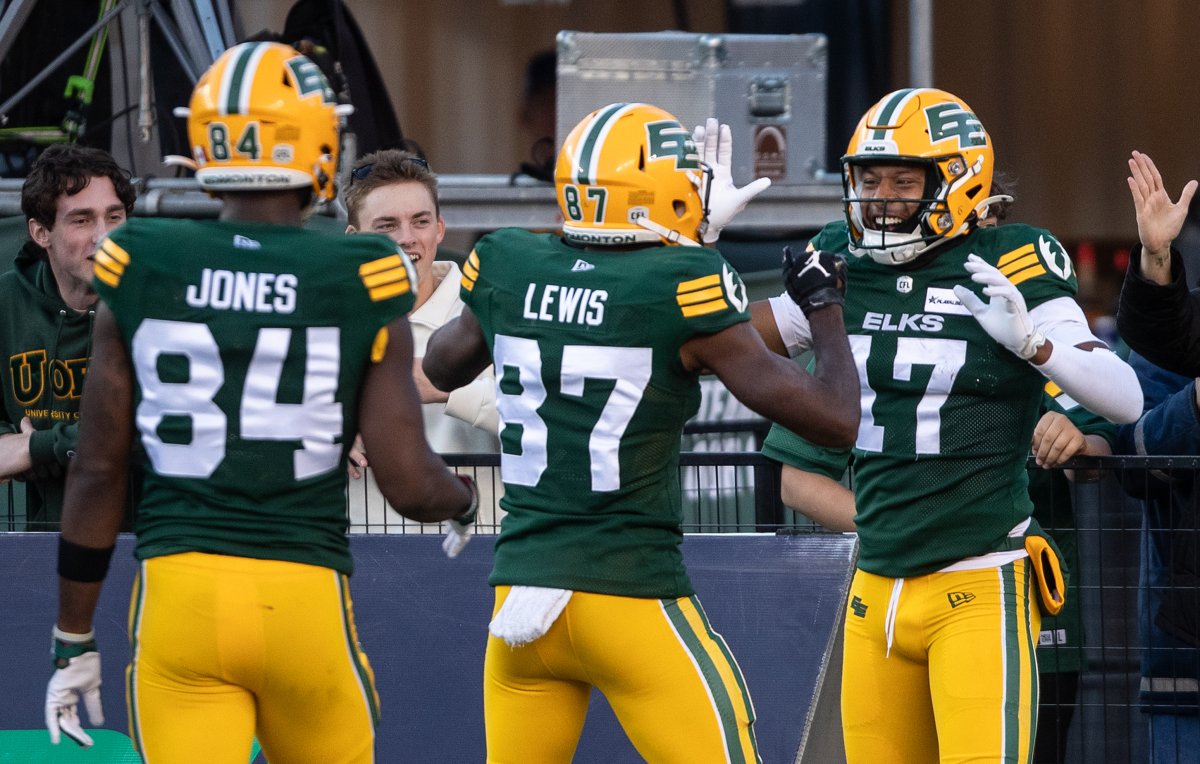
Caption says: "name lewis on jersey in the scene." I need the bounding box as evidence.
[523,283,608,326]
[186,268,298,314]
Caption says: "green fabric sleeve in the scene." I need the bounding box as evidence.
[28,422,76,467]
[760,422,851,481]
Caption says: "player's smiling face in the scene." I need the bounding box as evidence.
[857,164,926,233]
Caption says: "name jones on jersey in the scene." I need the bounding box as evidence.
[185,268,298,314]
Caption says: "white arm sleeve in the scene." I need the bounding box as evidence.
[1029,296,1144,423]
[444,370,500,435]
[767,293,813,358]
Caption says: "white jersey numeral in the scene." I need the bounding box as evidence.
[851,334,967,454]
[493,334,652,492]
[493,335,549,487]
[131,319,343,480]
[561,346,652,491]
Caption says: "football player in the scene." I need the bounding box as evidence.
[423,102,860,763]
[43,42,476,762]
[749,88,1142,762]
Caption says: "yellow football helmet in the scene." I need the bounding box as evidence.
[181,41,348,201]
[555,103,706,247]
[842,88,995,265]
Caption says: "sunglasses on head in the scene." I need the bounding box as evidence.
[350,156,430,182]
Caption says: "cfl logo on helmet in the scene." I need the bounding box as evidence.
[273,145,294,163]
[628,206,650,222]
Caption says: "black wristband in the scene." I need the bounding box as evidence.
[57,537,116,583]
[797,287,846,317]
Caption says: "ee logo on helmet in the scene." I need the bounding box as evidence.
[924,103,986,149]
[645,121,700,171]
[286,59,336,104]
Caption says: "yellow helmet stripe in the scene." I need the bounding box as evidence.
[219,42,270,116]
[576,102,637,185]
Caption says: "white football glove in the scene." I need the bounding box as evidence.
[442,474,479,559]
[952,254,1046,360]
[692,118,771,244]
[442,517,473,559]
[45,628,104,748]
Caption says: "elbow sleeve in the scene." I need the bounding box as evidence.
[445,375,500,435]
[1034,342,1144,424]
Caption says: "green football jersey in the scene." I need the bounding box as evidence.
[95,218,414,575]
[462,228,751,597]
[764,220,1079,577]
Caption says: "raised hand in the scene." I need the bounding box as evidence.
[953,254,1045,360]
[692,118,771,244]
[782,246,847,317]
[1127,150,1198,260]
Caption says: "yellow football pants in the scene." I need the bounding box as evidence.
[841,560,1041,764]
[126,552,379,763]
[484,586,761,764]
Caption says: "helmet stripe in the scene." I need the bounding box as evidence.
[869,88,925,140]
[576,102,634,185]
[220,42,269,115]
[219,43,254,115]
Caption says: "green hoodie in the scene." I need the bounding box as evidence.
[0,240,95,530]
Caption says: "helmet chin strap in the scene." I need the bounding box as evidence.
[972,194,1015,221]
[162,154,199,171]
[635,217,702,247]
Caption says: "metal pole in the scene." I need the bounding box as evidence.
[0,0,39,63]
[909,0,934,88]
[0,0,127,123]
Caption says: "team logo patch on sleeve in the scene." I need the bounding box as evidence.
[94,238,131,288]
[461,249,480,292]
[359,254,411,301]
[675,273,729,317]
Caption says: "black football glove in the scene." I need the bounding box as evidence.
[782,246,847,317]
